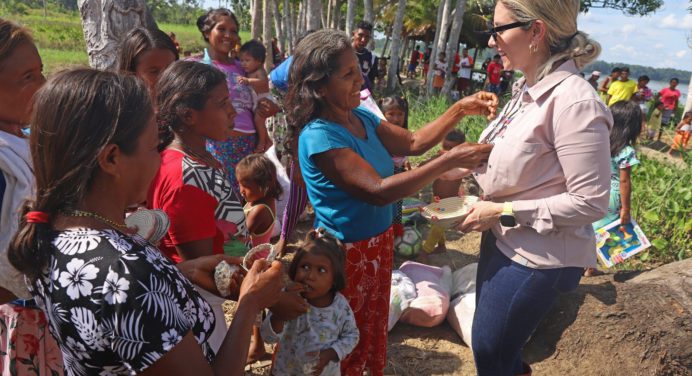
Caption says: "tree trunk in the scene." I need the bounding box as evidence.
[435,0,452,53]
[441,0,466,96]
[263,0,273,71]
[284,0,295,54]
[364,0,375,49]
[426,0,446,95]
[345,0,356,35]
[306,0,321,30]
[330,0,341,29]
[381,34,390,56]
[252,0,262,40]
[685,73,692,113]
[272,0,285,56]
[77,0,156,71]
[297,0,305,32]
[386,0,406,92]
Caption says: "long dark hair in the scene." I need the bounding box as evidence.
[117,27,179,73]
[285,29,353,146]
[609,100,642,157]
[289,229,347,293]
[156,60,228,151]
[9,69,152,279]
[196,8,240,43]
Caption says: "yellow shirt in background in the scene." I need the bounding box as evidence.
[607,79,637,106]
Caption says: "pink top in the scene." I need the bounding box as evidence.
[475,60,613,269]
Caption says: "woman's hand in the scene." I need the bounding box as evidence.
[456,91,499,120]
[445,143,494,169]
[269,282,310,321]
[177,254,245,299]
[458,201,504,232]
[256,98,280,118]
[238,259,284,312]
[438,167,472,181]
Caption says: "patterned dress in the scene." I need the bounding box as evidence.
[592,145,640,229]
[28,229,216,375]
[261,292,359,375]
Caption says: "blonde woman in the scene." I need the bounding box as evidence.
[458,1,612,375]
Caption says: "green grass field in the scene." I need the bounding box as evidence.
[7,9,250,75]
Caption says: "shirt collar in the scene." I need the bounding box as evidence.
[515,59,580,103]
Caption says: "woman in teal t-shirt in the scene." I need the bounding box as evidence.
[285,29,495,376]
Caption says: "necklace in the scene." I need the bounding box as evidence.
[479,85,526,145]
[169,140,222,169]
[65,210,129,231]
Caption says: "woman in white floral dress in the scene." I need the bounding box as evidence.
[7,69,283,375]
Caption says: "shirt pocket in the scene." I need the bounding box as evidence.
[493,140,549,193]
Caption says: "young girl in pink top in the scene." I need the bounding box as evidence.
[235,153,283,361]
[236,154,283,246]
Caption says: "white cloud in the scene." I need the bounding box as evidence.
[660,13,692,30]
[675,50,687,59]
[610,44,637,55]
[654,43,665,49]
[621,24,636,34]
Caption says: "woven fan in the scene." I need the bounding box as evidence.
[421,196,479,229]
[125,209,170,244]
[242,243,277,271]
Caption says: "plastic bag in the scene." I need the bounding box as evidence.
[388,270,417,331]
[446,263,478,347]
[399,262,450,327]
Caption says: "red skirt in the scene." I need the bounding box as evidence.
[340,227,394,376]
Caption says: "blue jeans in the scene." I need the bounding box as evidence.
[472,232,583,375]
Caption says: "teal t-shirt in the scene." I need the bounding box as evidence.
[299,106,394,242]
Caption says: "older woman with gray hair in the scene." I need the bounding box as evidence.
[285,29,495,375]
[457,0,612,374]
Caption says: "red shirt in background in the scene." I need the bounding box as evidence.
[148,149,247,263]
[659,87,681,110]
[452,53,460,74]
[487,61,502,85]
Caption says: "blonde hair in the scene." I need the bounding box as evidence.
[499,0,601,81]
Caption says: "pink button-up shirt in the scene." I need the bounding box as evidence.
[475,60,613,268]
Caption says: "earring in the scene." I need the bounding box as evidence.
[529,43,538,54]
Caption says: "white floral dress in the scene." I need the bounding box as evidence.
[29,228,215,375]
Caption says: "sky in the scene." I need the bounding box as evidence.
[577,0,691,72]
[203,0,692,72]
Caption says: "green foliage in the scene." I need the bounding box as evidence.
[407,94,487,165]
[631,153,691,264]
[147,0,205,25]
[580,0,663,16]
[5,8,250,75]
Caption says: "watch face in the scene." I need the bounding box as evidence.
[500,215,516,227]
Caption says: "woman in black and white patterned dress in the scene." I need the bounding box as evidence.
[8,69,283,375]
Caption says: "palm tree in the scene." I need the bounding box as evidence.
[387,0,407,92]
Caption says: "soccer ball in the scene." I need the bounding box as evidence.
[395,225,423,258]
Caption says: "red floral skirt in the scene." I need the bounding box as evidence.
[340,227,394,376]
[0,304,64,375]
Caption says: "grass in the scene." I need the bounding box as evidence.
[7,9,251,75]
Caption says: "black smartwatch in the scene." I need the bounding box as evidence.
[499,202,517,227]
